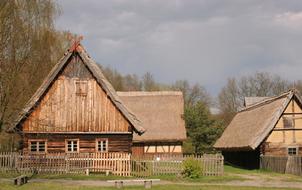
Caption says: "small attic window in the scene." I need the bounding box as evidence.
[283,117,294,128]
[75,81,88,96]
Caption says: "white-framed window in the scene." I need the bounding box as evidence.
[283,117,294,128]
[75,81,88,96]
[96,139,108,152]
[288,147,298,156]
[29,140,47,153]
[66,139,79,153]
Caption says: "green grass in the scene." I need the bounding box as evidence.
[0,167,245,183]
[224,165,269,174]
[1,165,302,188]
[27,173,244,184]
[224,165,302,182]
[146,174,245,183]
[0,182,300,190]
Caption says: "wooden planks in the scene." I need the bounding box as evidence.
[0,152,224,177]
[0,152,131,176]
[22,56,131,133]
[260,155,302,176]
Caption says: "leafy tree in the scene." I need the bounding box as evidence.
[184,101,223,153]
[0,0,68,151]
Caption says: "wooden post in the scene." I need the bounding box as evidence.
[115,181,123,189]
[144,181,152,189]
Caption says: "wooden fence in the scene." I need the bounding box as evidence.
[0,152,131,176]
[0,152,224,177]
[131,154,224,177]
[260,155,302,176]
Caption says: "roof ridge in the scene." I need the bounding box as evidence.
[117,91,183,96]
[239,90,294,113]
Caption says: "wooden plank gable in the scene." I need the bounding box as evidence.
[22,53,131,133]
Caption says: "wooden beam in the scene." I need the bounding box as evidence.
[273,128,302,131]
[283,113,302,115]
[23,131,132,134]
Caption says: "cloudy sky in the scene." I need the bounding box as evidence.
[56,0,302,95]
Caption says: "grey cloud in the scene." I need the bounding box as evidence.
[56,0,302,95]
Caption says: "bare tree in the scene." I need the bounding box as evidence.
[123,74,142,91]
[218,72,290,125]
[171,80,212,106]
[142,72,159,91]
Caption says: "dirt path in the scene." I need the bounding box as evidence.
[216,173,302,189]
[2,174,302,189]
[20,178,167,187]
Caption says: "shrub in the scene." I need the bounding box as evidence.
[181,157,202,179]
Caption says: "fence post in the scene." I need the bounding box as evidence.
[65,154,69,174]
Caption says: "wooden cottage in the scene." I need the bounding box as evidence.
[117,91,187,156]
[11,43,145,154]
[214,89,302,168]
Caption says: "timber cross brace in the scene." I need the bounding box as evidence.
[68,33,84,52]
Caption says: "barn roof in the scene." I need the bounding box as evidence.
[214,89,302,151]
[10,44,145,134]
[117,91,187,142]
[244,97,269,107]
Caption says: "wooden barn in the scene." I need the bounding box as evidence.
[11,42,145,154]
[117,91,187,156]
[214,89,302,169]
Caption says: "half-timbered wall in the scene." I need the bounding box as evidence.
[132,142,183,156]
[23,134,132,153]
[22,54,131,133]
[263,97,302,156]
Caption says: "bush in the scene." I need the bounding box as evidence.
[181,157,202,179]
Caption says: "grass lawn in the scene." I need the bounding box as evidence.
[224,165,302,182]
[0,167,244,184]
[0,172,244,184]
[0,182,300,190]
[1,165,302,190]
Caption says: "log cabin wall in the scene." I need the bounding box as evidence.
[263,97,302,156]
[22,54,131,133]
[23,134,132,153]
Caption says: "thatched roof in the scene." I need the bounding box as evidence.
[244,97,269,107]
[214,90,302,151]
[117,91,187,142]
[10,44,145,134]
